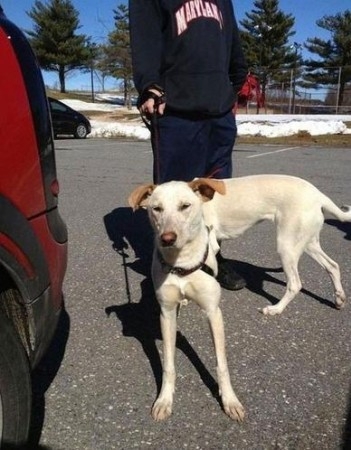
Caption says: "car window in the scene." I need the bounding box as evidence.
[50,100,68,113]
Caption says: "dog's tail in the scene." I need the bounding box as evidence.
[322,195,351,222]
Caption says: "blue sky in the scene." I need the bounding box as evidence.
[1,0,350,91]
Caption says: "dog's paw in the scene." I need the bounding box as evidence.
[223,398,245,422]
[261,305,283,316]
[335,291,346,309]
[151,398,173,421]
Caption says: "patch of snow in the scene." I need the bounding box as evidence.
[59,98,351,140]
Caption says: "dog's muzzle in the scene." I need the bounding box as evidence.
[160,231,177,247]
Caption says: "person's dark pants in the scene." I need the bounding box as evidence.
[151,110,237,183]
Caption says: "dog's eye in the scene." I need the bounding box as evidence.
[152,206,163,213]
[179,203,191,211]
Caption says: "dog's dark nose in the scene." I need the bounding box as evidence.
[160,231,177,247]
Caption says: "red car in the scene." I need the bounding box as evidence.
[0,6,68,447]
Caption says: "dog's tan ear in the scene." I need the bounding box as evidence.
[188,178,226,201]
[128,184,156,210]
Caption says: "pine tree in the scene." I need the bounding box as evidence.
[27,0,90,93]
[239,0,297,102]
[103,4,134,107]
[304,10,351,108]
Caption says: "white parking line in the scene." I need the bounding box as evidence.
[247,146,302,158]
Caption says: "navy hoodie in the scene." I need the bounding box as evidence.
[129,0,248,116]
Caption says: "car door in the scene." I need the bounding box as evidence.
[49,98,75,135]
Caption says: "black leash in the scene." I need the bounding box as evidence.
[139,110,161,184]
[138,89,165,184]
[150,111,161,184]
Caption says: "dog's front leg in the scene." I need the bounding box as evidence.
[152,303,177,421]
[207,306,245,422]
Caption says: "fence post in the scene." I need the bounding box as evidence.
[288,69,293,114]
[335,66,342,114]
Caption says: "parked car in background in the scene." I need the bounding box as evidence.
[0,6,68,448]
[48,96,91,139]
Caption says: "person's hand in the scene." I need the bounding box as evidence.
[140,88,166,116]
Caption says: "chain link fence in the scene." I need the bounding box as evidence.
[242,65,351,115]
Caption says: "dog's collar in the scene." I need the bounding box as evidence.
[157,244,214,278]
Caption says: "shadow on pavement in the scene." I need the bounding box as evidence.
[232,260,338,310]
[104,207,153,280]
[0,445,53,450]
[326,219,351,241]
[28,308,70,449]
[342,385,351,449]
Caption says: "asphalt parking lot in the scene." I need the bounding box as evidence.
[34,139,351,450]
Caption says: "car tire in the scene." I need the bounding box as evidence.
[75,123,88,139]
[0,292,31,447]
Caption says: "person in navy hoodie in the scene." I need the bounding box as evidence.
[129,0,248,290]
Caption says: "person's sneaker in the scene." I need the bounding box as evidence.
[216,254,246,291]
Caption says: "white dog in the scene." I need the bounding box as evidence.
[129,178,245,422]
[128,175,350,420]
[200,174,350,316]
